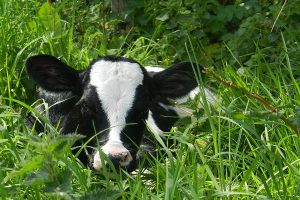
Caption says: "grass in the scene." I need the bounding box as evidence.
[1,1,300,199]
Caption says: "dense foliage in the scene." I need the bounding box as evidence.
[72,0,300,66]
[0,0,299,199]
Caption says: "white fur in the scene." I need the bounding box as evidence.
[37,87,73,103]
[145,66,164,73]
[146,111,163,136]
[90,60,143,170]
[90,60,144,143]
[172,87,218,116]
[93,143,133,171]
[201,88,218,107]
[145,87,218,135]
[93,151,102,171]
[176,87,218,108]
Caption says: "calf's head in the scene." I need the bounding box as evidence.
[26,55,199,172]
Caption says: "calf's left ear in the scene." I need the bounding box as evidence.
[26,55,79,91]
[151,62,201,98]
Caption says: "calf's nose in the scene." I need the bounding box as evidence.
[93,144,133,171]
[108,151,131,167]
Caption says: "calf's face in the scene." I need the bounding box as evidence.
[26,55,199,172]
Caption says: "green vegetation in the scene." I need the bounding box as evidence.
[1,0,300,199]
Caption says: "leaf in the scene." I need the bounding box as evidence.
[80,189,121,200]
[38,2,62,35]
[216,5,235,22]
[26,170,49,186]
[204,43,220,59]
[293,110,300,127]
[47,134,86,156]
[4,155,44,183]
[156,13,169,22]
[268,33,279,43]
[28,20,37,33]
[44,168,73,193]
[0,139,8,144]
[234,5,246,19]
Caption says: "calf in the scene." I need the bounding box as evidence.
[26,55,214,173]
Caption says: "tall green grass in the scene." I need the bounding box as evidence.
[0,1,299,199]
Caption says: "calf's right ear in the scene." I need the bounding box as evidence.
[150,62,200,98]
[26,55,79,91]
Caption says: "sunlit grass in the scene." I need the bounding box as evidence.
[0,1,299,199]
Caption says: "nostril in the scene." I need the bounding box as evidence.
[121,153,128,163]
[108,151,132,167]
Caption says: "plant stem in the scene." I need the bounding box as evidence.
[203,67,299,134]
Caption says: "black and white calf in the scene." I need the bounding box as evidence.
[26,55,215,172]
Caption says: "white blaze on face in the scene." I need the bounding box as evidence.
[89,60,144,170]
